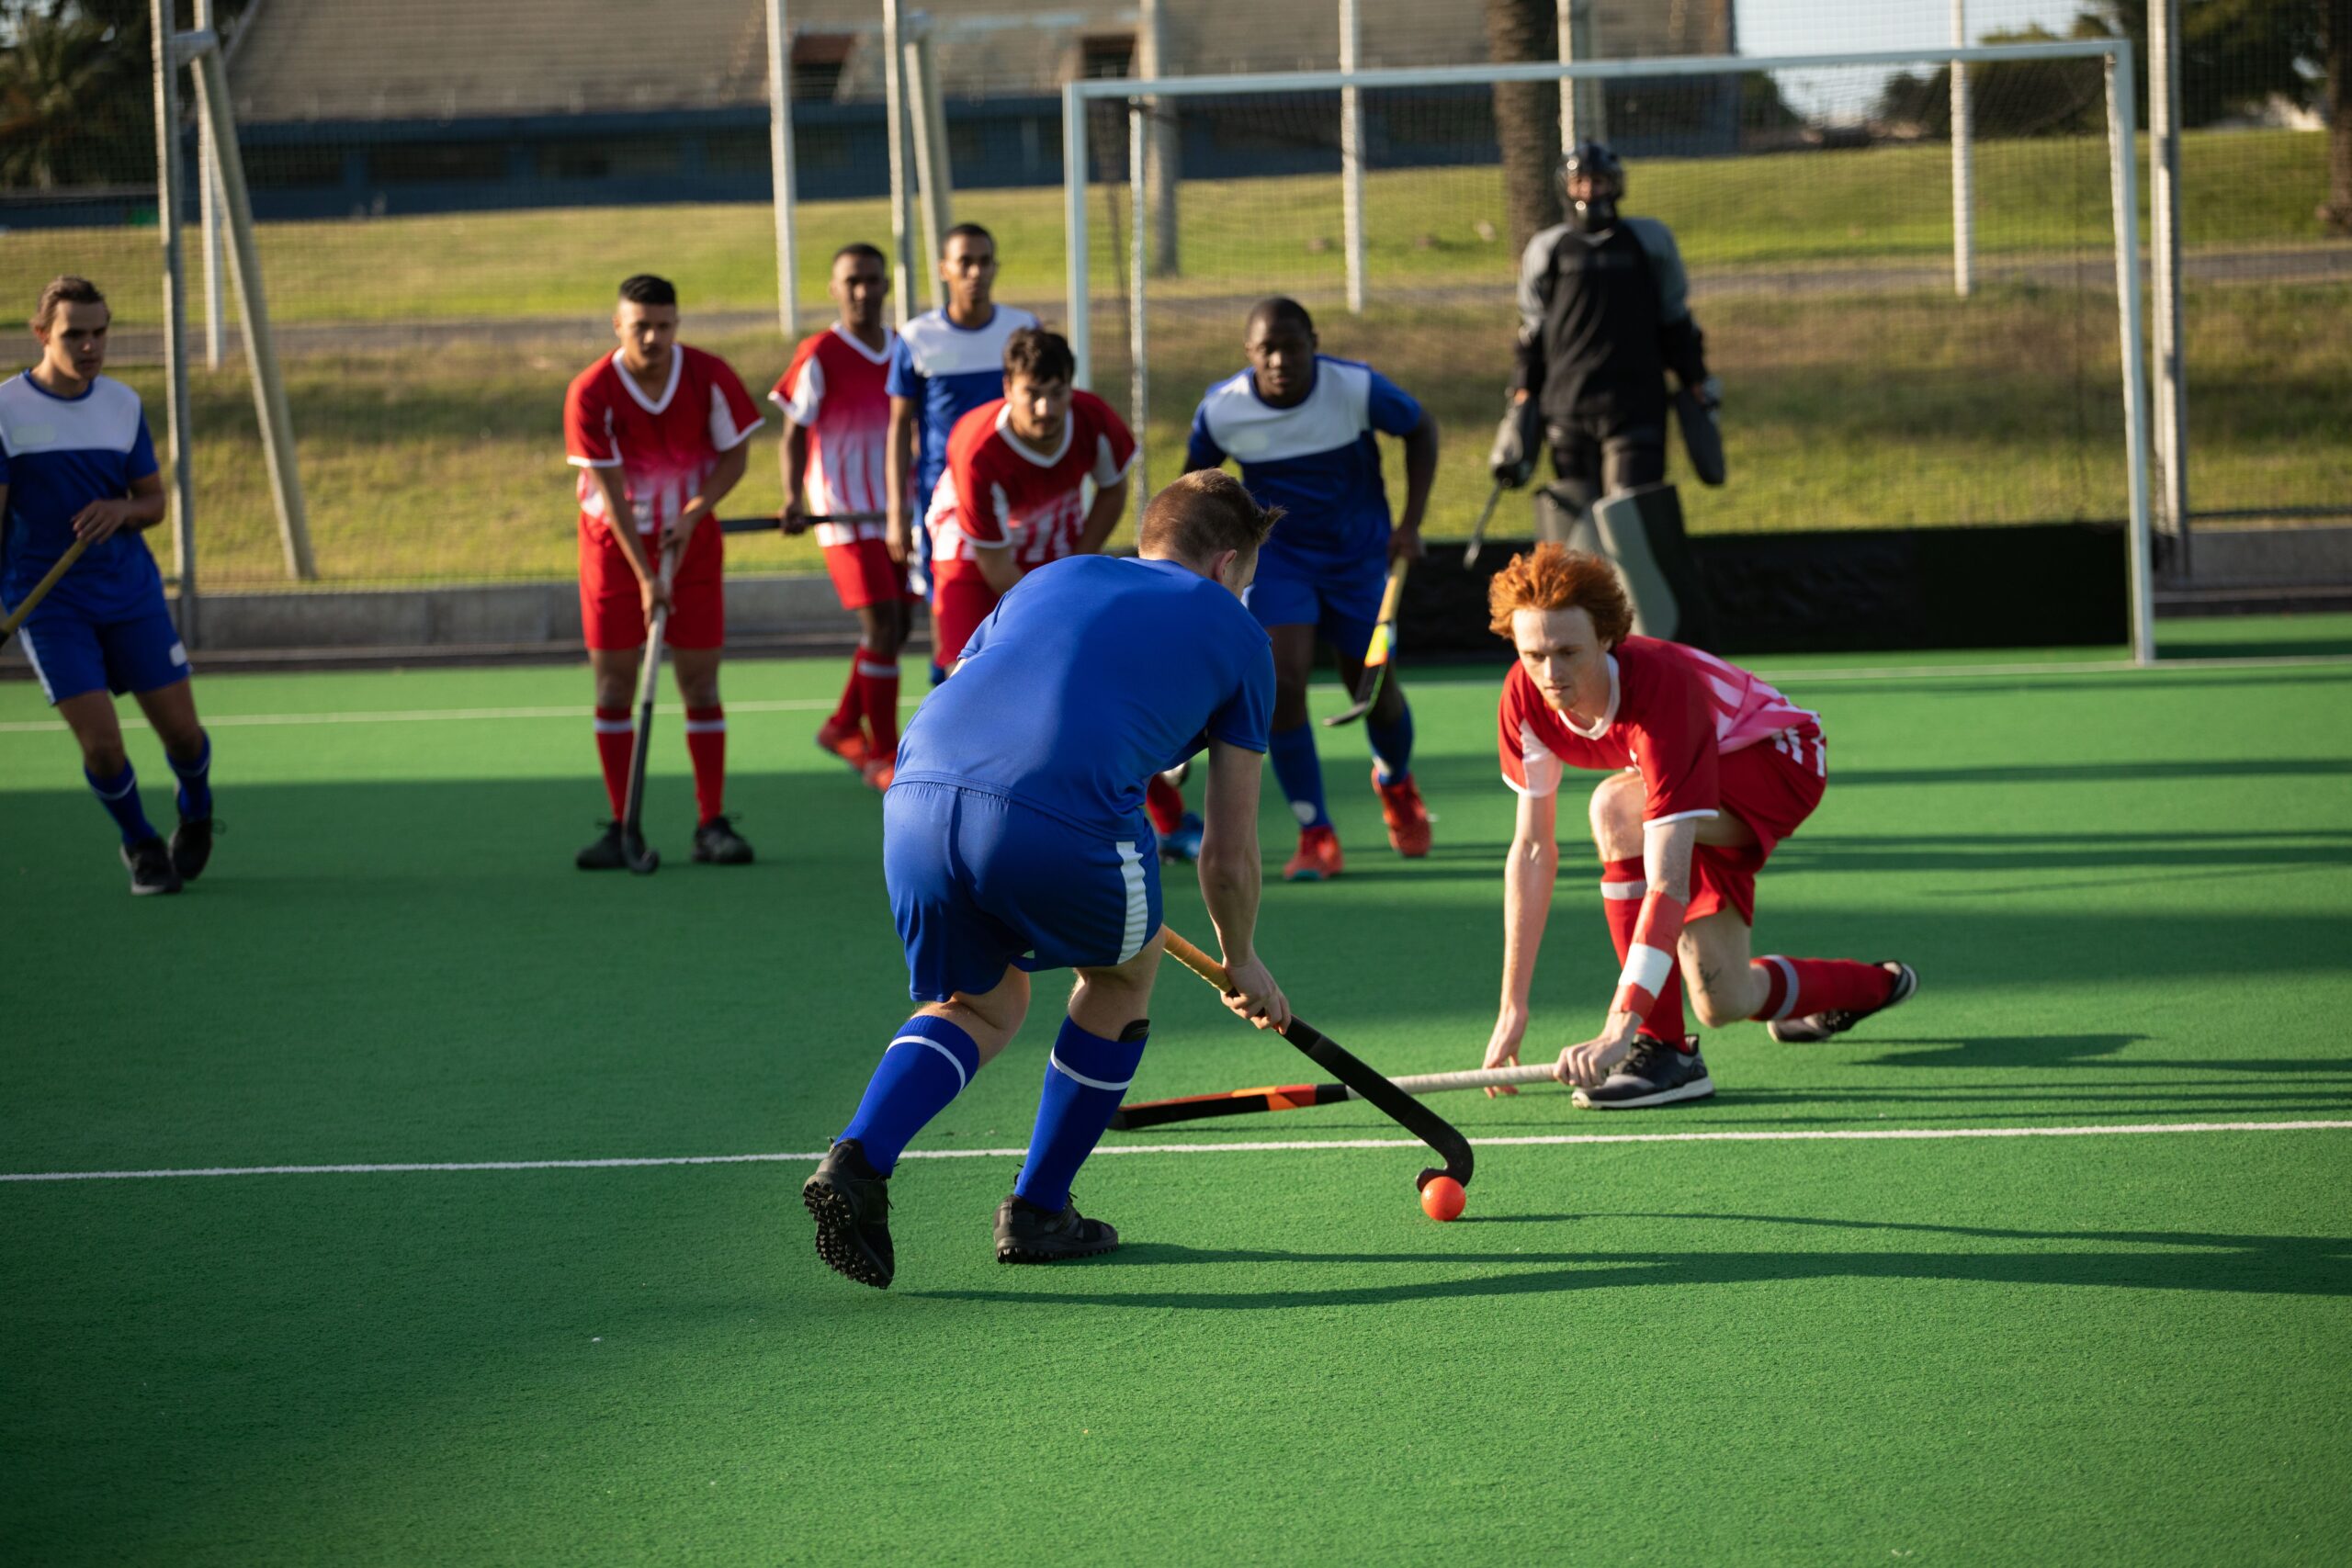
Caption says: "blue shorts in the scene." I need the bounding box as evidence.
[15,596,190,705]
[1243,547,1386,659]
[884,781,1161,1003]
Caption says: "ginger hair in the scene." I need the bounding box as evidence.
[1486,542,1634,648]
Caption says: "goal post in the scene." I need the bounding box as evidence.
[1062,39,2157,665]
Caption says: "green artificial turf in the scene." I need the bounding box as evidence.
[4,626,2350,1563]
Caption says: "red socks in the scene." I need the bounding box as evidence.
[1752,956,1894,1021]
[829,653,863,733]
[594,705,633,818]
[1601,857,1690,1050]
[854,652,901,762]
[685,705,726,824]
[1145,774,1185,835]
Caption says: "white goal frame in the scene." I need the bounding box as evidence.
[1061,40,2156,665]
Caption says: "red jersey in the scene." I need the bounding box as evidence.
[565,345,763,539]
[1498,637,1820,825]
[923,390,1137,585]
[772,323,898,547]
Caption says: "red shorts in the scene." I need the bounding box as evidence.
[931,573,1000,667]
[580,518,724,651]
[824,536,919,612]
[1688,727,1827,928]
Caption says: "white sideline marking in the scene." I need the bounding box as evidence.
[5,654,2346,735]
[6,1119,2346,1184]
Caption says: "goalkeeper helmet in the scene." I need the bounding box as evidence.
[1560,141,1624,232]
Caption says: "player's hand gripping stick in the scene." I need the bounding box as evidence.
[1157,926,1474,1194]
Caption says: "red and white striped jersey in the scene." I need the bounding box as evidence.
[772,323,898,547]
[565,345,763,538]
[1498,636,1820,824]
[925,391,1136,585]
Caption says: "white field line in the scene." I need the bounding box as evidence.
[6,1118,2347,1184]
[5,653,2348,735]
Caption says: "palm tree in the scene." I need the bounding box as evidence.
[0,2,153,189]
[1483,0,1563,255]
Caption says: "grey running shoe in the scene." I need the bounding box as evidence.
[995,1191,1120,1264]
[1572,1036,1714,1110]
[1770,962,1919,1043]
[692,815,755,865]
[803,1139,894,1289]
[121,836,183,897]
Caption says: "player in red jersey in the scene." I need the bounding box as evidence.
[563,274,763,870]
[923,326,1136,668]
[775,243,908,791]
[1479,545,1917,1108]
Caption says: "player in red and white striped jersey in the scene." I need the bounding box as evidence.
[775,243,911,790]
[923,327,1136,668]
[563,274,763,869]
[1482,544,1916,1109]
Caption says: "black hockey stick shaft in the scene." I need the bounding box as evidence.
[1462,482,1503,569]
[718,511,885,535]
[618,538,682,873]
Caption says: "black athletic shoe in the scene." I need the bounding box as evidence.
[576,821,629,870]
[121,835,183,897]
[691,815,755,865]
[995,1191,1120,1264]
[169,815,216,883]
[803,1139,894,1289]
[1770,962,1919,1043]
[1572,1036,1714,1110]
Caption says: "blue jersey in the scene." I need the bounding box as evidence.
[888,304,1040,505]
[1185,355,1422,570]
[895,555,1275,839]
[0,370,164,620]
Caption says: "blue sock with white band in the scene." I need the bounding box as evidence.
[1366,701,1415,786]
[1013,1016,1149,1213]
[85,762,158,846]
[170,730,213,819]
[839,1013,983,1173]
[1267,722,1329,830]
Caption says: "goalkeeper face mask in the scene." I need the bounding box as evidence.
[1561,141,1625,233]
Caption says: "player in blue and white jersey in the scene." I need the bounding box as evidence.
[800,470,1289,1289]
[882,222,1039,682]
[1,276,216,896]
[1184,297,1440,882]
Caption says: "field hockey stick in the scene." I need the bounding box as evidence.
[1320,558,1409,729]
[1156,926,1474,1192]
[0,532,96,650]
[718,511,886,535]
[1461,481,1504,569]
[1111,1062,1558,1130]
[618,535,684,874]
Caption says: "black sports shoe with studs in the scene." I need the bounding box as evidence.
[1572,1036,1714,1110]
[803,1139,894,1289]
[121,835,183,897]
[170,815,216,883]
[576,821,629,870]
[1770,962,1919,1043]
[691,815,754,865]
[995,1191,1120,1263]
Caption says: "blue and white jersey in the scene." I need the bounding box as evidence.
[888,303,1041,505]
[1185,355,1423,570]
[0,370,164,620]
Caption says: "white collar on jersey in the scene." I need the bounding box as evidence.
[1558,653,1621,739]
[830,321,896,365]
[612,347,683,416]
[994,401,1074,468]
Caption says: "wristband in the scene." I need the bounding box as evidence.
[1610,889,1688,1019]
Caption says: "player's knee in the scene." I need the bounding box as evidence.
[1586,773,1642,852]
[81,737,129,776]
[1690,987,1744,1031]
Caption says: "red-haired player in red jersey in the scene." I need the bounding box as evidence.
[775,243,908,791]
[1479,544,1917,1109]
[564,274,763,870]
[923,326,1135,668]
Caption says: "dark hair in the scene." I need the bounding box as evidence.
[1139,470,1282,564]
[940,221,995,257]
[1487,542,1634,649]
[1002,326,1075,386]
[616,274,677,307]
[34,276,106,331]
[1246,295,1315,337]
[831,242,888,268]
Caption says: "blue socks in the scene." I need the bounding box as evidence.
[1367,702,1415,786]
[1015,1016,1148,1213]
[85,762,157,846]
[840,1014,983,1174]
[170,731,213,819]
[1268,721,1329,830]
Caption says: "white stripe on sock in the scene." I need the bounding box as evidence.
[682,720,727,735]
[1048,1048,1134,1093]
[888,1033,967,1092]
[1600,879,1647,900]
[1766,954,1802,1021]
[592,719,633,735]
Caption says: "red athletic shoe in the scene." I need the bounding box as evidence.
[861,756,896,793]
[816,717,871,772]
[1372,768,1431,858]
[1283,824,1344,883]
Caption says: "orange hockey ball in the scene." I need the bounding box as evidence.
[1419,1175,1466,1222]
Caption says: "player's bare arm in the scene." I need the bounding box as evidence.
[884,396,918,561]
[1076,474,1129,555]
[971,535,1023,595]
[779,421,811,532]
[1198,735,1288,1032]
[1557,814,1697,1088]
[1484,784,1560,1096]
[1391,410,1438,562]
